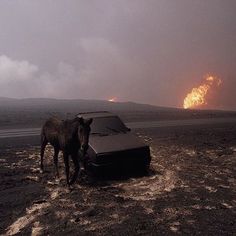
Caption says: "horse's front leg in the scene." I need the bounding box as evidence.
[78,150,86,171]
[53,146,60,178]
[70,153,80,185]
[63,151,70,186]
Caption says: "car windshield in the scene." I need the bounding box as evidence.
[90,116,129,135]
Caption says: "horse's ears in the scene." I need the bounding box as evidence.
[87,118,93,125]
[75,117,92,125]
[75,116,84,125]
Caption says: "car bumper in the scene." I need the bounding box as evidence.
[87,148,151,173]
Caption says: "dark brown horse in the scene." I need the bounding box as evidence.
[40,116,93,185]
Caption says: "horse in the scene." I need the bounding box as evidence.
[40,116,93,186]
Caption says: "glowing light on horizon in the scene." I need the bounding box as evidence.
[108,97,117,102]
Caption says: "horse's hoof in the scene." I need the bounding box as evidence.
[66,185,73,193]
[65,188,71,193]
[69,179,76,185]
[79,168,86,176]
[55,174,60,179]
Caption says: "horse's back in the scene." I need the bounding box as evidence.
[41,117,62,145]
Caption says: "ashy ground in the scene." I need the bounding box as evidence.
[0,123,236,235]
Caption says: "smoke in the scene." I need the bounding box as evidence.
[209,77,236,110]
[0,55,40,97]
[0,38,149,101]
[0,1,236,109]
[0,40,141,100]
[0,55,38,83]
[0,55,70,98]
[78,37,146,101]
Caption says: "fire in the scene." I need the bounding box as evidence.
[108,97,116,102]
[183,75,222,109]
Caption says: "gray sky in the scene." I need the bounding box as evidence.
[0,0,236,109]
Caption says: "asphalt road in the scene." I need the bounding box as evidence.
[1,117,236,139]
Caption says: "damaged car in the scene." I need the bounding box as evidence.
[77,111,151,173]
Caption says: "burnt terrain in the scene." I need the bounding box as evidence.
[0,122,236,235]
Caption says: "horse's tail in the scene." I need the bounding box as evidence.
[40,127,47,172]
[40,127,45,144]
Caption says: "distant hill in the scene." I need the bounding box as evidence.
[0,97,236,128]
[0,97,177,112]
[0,97,17,101]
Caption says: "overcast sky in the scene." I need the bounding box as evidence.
[0,0,236,109]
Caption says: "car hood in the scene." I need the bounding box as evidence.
[89,133,148,154]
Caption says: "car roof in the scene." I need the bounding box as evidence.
[77,111,116,119]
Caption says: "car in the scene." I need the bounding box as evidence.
[77,111,151,173]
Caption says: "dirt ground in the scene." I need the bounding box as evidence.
[0,123,236,235]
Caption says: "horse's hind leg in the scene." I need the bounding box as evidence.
[70,153,80,185]
[63,151,70,186]
[40,135,47,172]
[53,146,59,178]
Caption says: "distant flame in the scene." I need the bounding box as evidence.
[183,75,222,109]
[108,97,116,102]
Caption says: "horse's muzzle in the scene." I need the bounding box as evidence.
[80,145,88,157]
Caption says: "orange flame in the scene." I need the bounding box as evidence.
[183,75,222,109]
[108,97,116,102]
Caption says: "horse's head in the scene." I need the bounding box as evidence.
[77,117,93,156]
